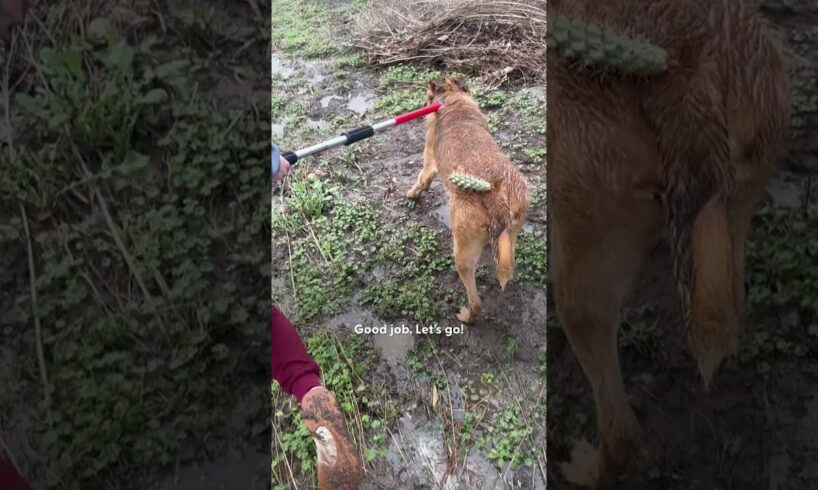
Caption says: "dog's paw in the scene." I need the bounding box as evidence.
[456,306,475,324]
[560,440,600,488]
[406,188,420,200]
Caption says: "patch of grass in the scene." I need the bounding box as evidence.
[272,0,338,58]
[336,53,365,69]
[527,175,547,207]
[505,337,519,360]
[516,233,548,287]
[374,90,427,115]
[740,203,818,377]
[378,65,442,88]
[473,87,508,109]
[272,175,456,325]
[374,65,443,115]
[480,404,536,469]
[525,146,547,164]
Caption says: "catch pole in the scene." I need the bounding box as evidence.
[281,100,443,165]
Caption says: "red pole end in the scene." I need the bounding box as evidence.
[394,101,443,125]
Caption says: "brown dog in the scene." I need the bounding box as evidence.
[548,0,790,487]
[407,76,530,324]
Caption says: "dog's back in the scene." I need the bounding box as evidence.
[429,92,530,238]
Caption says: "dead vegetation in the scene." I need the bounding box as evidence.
[352,0,546,86]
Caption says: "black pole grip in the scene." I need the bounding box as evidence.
[343,126,375,145]
[282,151,298,165]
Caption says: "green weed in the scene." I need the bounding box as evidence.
[741,203,818,377]
[481,405,536,469]
[516,234,548,287]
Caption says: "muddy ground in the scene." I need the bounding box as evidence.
[547,3,818,490]
[272,1,546,488]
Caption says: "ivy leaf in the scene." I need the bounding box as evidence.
[119,151,149,174]
[137,88,168,105]
[155,60,189,79]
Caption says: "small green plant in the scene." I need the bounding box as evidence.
[516,234,548,287]
[740,204,818,377]
[336,54,365,68]
[505,337,519,359]
[474,88,508,109]
[481,405,535,469]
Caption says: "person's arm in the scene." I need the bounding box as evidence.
[0,0,30,40]
[271,306,321,403]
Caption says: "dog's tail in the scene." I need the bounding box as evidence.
[481,177,527,291]
[664,144,737,390]
[496,229,514,291]
[684,196,737,388]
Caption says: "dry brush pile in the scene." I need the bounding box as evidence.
[352,0,546,85]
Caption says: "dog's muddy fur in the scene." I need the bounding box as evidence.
[407,76,530,324]
[547,0,791,487]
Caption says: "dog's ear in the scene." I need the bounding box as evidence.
[428,77,445,95]
[445,76,469,93]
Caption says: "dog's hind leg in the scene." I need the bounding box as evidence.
[407,133,438,199]
[552,214,655,488]
[452,211,490,324]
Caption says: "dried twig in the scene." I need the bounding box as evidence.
[20,204,51,410]
[73,150,168,330]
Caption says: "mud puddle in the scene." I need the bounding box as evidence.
[271,54,295,79]
[320,94,342,108]
[432,203,452,229]
[347,93,375,116]
[328,308,415,366]
[366,412,507,490]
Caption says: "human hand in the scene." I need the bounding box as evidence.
[275,155,290,182]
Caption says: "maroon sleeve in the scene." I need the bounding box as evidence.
[271,306,322,403]
[0,458,32,490]
[0,0,30,40]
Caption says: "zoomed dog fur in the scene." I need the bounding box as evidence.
[407,76,530,325]
[548,0,791,487]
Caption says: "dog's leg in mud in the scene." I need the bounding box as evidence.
[552,217,655,488]
[452,211,489,324]
[406,130,437,199]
